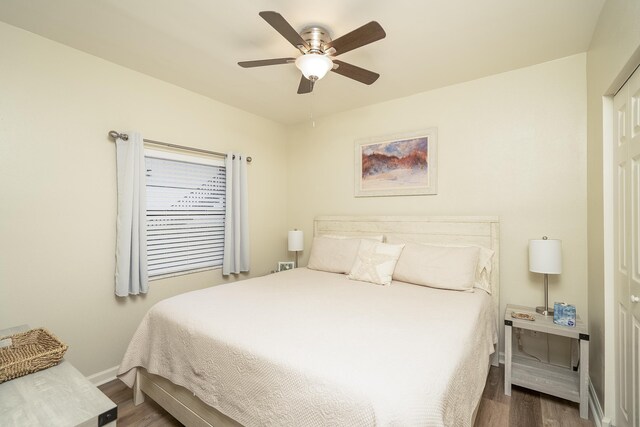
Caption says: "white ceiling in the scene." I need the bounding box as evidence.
[0,0,604,124]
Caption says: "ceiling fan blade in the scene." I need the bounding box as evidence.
[259,11,310,52]
[297,76,314,94]
[331,60,379,85]
[238,58,295,68]
[326,21,386,56]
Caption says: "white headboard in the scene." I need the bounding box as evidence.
[314,215,500,366]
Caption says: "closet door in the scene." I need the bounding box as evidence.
[614,66,640,427]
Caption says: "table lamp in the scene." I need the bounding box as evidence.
[288,229,304,268]
[529,236,562,316]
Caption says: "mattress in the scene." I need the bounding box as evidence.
[118,268,496,427]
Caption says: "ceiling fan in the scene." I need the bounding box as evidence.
[238,11,386,94]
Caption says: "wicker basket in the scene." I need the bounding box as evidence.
[0,328,68,383]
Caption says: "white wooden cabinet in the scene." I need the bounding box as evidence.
[504,304,589,419]
[0,325,117,426]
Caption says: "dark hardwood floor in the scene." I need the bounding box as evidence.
[99,365,593,426]
[475,365,592,427]
[98,378,182,426]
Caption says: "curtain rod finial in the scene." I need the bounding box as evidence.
[109,130,128,141]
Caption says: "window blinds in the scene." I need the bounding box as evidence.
[145,155,226,277]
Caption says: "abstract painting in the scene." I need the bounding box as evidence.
[354,128,437,197]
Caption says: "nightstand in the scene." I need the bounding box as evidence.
[0,325,118,426]
[504,304,589,419]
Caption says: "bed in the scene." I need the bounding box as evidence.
[118,216,500,427]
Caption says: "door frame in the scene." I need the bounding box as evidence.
[603,50,640,426]
[603,92,615,425]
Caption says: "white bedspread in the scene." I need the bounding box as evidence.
[118,268,496,427]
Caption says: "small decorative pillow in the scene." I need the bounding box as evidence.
[307,236,363,274]
[392,243,480,291]
[347,240,405,286]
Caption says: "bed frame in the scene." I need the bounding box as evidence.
[132,215,500,426]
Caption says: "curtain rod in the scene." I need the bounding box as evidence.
[108,131,252,163]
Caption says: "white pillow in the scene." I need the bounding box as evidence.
[387,237,494,293]
[347,240,405,286]
[307,236,363,274]
[392,243,480,291]
[473,246,495,294]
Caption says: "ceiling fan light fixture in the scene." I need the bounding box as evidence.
[295,54,333,81]
[241,12,386,94]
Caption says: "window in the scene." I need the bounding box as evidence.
[145,149,225,278]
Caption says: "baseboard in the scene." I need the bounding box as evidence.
[589,378,612,427]
[87,365,119,387]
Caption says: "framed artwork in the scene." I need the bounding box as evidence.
[277,261,295,272]
[354,128,437,197]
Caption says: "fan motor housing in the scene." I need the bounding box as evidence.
[299,26,331,53]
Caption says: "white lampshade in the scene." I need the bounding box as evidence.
[529,238,562,274]
[295,54,333,81]
[288,230,304,251]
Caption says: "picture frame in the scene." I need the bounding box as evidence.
[354,128,437,197]
[277,261,295,272]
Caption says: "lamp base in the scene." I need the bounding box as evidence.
[536,306,554,316]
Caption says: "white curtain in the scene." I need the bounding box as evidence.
[222,153,250,275]
[115,132,148,296]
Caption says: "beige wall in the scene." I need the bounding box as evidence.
[586,0,640,411]
[0,22,289,376]
[286,54,588,355]
[0,18,595,387]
